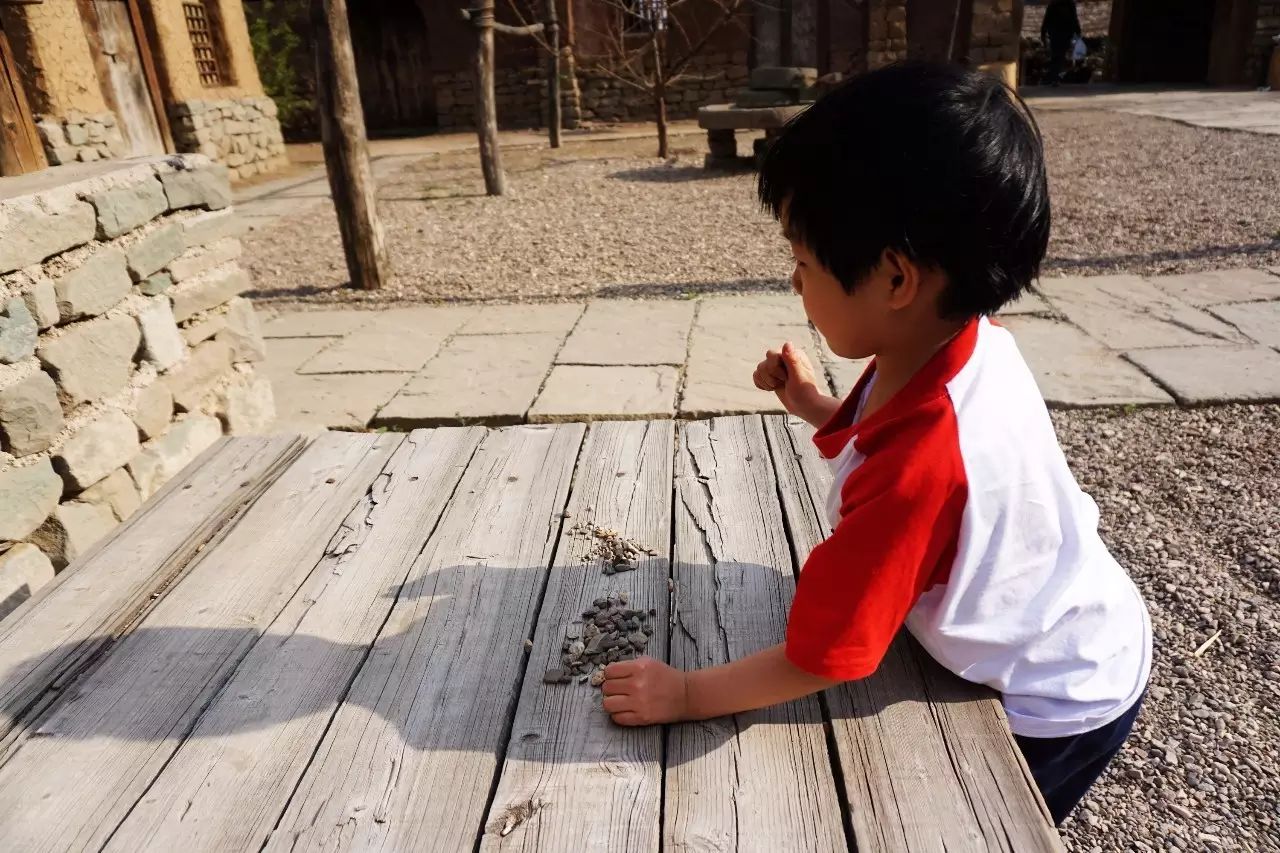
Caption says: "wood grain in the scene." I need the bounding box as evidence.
[0,436,306,751]
[762,414,1062,852]
[105,428,485,852]
[264,424,584,853]
[479,420,674,852]
[665,416,847,852]
[0,432,402,852]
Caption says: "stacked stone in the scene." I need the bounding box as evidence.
[434,50,745,130]
[169,96,287,182]
[34,112,129,166]
[578,51,748,124]
[969,0,1020,65]
[0,154,274,620]
[867,0,908,69]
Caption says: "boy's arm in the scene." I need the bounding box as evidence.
[601,643,837,726]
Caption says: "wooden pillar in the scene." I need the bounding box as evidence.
[469,0,506,196]
[752,0,782,66]
[546,0,561,148]
[312,0,389,290]
[791,0,818,67]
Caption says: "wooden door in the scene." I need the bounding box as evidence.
[0,19,46,176]
[91,0,165,155]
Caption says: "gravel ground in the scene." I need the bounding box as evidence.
[243,109,1280,307]
[1053,405,1280,852]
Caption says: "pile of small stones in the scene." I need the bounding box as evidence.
[542,593,656,687]
[568,522,656,575]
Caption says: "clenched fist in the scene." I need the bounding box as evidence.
[601,657,689,726]
[753,341,832,425]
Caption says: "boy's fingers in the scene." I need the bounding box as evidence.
[602,694,631,714]
[610,711,644,727]
[601,677,630,696]
[604,661,636,678]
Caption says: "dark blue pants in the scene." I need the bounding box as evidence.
[1014,693,1144,825]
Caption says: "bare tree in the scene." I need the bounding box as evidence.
[577,0,750,158]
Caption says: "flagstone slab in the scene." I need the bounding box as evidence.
[1001,316,1173,406]
[1209,301,1280,349]
[697,293,809,328]
[297,330,450,374]
[682,323,819,416]
[455,303,584,336]
[556,300,695,365]
[528,365,679,422]
[270,372,408,432]
[997,290,1053,315]
[1126,345,1280,405]
[262,310,375,338]
[372,333,561,427]
[1147,269,1280,307]
[263,338,330,384]
[1038,274,1247,349]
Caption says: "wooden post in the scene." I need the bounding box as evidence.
[469,0,507,196]
[546,0,561,148]
[650,23,668,159]
[312,0,389,290]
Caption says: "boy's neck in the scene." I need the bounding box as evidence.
[865,315,971,417]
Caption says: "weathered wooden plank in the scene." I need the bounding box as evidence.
[105,428,485,852]
[0,435,307,750]
[762,414,1063,853]
[666,416,847,851]
[264,423,585,853]
[479,420,674,852]
[0,432,402,852]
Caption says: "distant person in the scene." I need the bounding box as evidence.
[1042,0,1084,86]
[599,62,1151,828]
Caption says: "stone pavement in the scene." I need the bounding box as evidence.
[1024,87,1280,135]
[259,267,1280,432]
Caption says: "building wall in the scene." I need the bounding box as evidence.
[1252,0,1280,84]
[142,0,265,102]
[0,1,108,116]
[1,0,282,180]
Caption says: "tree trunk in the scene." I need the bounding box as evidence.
[651,25,668,159]
[471,0,506,195]
[311,0,389,290]
[546,0,561,148]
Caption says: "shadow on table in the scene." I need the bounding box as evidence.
[0,560,982,770]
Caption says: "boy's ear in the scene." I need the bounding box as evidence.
[881,248,920,310]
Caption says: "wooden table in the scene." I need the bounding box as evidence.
[0,416,1063,852]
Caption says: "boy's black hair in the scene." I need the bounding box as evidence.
[758,61,1051,318]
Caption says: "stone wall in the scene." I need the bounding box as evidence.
[168,97,288,182]
[867,0,909,69]
[0,155,274,620]
[970,0,1021,64]
[34,111,129,166]
[436,51,748,129]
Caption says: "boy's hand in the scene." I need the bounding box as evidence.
[753,342,832,426]
[601,657,689,726]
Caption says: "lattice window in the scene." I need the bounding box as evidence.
[183,1,229,87]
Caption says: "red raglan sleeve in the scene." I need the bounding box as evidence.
[785,401,969,681]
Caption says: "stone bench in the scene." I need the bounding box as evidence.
[696,103,809,167]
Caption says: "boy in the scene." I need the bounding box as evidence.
[599,62,1151,825]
